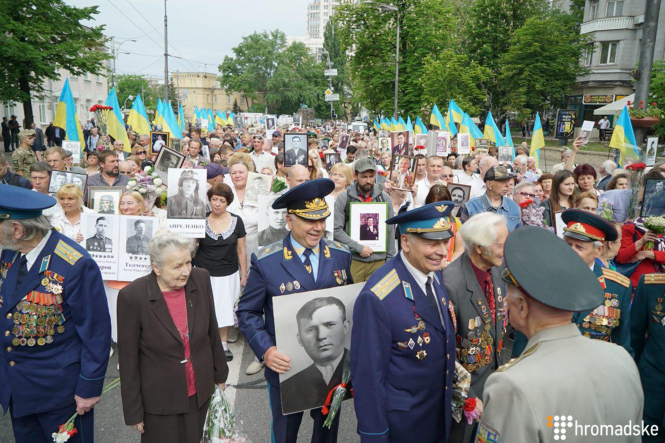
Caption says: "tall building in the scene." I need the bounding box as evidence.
[288,0,341,62]
[566,0,665,123]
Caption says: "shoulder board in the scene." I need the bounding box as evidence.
[54,240,83,266]
[257,241,282,260]
[495,342,541,373]
[371,269,400,301]
[326,240,350,254]
[644,273,665,285]
[601,268,630,288]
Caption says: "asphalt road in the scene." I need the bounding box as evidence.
[0,331,360,443]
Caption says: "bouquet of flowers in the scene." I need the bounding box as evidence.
[322,352,351,429]
[89,104,113,136]
[519,199,547,229]
[201,386,246,443]
[451,361,474,423]
[271,175,288,194]
[641,216,665,250]
[625,162,646,219]
[599,200,614,222]
[126,165,165,207]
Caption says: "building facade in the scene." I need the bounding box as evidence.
[287,0,341,62]
[566,0,665,124]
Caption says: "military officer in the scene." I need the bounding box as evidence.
[351,203,457,443]
[477,227,643,443]
[631,273,665,442]
[0,185,112,443]
[237,178,353,443]
[443,212,509,443]
[85,217,113,253]
[125,220,149,255]
[12,129,37,178]
[512,209,633,357]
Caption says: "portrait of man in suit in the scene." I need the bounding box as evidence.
[392,132,408,156]
[359,214,379,241]
[285,134,307,167]
[280,296,351,414]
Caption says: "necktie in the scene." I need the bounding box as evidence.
[426,276,437,311]
[484,275,496,322]
[15,255,28,291]
[303,248,313,275]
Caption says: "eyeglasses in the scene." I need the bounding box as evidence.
[442,174,454,178]
[136,150,147,155]
[518,192,536,198]
[308,166,315,172]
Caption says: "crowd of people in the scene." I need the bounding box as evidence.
[0,116,664,443]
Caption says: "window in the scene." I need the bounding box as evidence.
[583,45,594,66]
[207,95,210,104]
[84,73,90,81]
[606,0,624,17]
[600,42,618,64]
[241,97,246,105]
[38,103,46,123]
[96,74,102,82]
[590,0,599,20]
[227,96,231,105]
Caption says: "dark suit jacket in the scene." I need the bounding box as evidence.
[117,268,228,425]
[280,348,350,414]
[359,224,379,241]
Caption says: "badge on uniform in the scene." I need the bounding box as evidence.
[448,300,457,331]
[280,283,286,294]
[416,350,427,360]
[476,420,500,442]
[334,270,345,285]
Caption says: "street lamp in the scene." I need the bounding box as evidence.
[112,39,136,89]
[123,95,135,113]
[363,1,399,120]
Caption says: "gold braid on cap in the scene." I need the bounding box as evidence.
[288,198,330,219]
[405,217,451,233]
[563,222,605,242]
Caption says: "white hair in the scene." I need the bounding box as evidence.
[2,215,51,242]
[602,160,618,175]
[148,231,194,268]
[459,213,507,249]
[515,155,527,165]
[513,180,535,196]
[527,156,536,163]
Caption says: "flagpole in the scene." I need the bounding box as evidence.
[164,0,169,102]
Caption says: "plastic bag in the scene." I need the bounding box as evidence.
[201,386,247,443]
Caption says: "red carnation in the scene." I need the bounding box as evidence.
[464,397,477,412]
[652,102,657,107]
[625,162,647,171]
[640,101,644,104]
[519,199,534,208]
[627,101,632,106]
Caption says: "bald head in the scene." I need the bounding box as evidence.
[479,156,498,180]
[287,164,309,188]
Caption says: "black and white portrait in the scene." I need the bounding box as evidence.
[641,179,665,217]
[125,219,153,255]
[284,133,308,167]
[245,172,272,207]
[150,131,169,155]
[325,153,341,171]
[391,131,409,156]
[258,194,290,248]
[82,213,120,279]
[338,133,350,151]
[274,284,364,414]
[170,137,182,153]
[87,187,123,214]
[498,146,514,163]
[62,141,81,165]
[266,116,276,130]
[118,215,158,281]
[97,194,116,214]
[448,183,471,208]
[457,133,471,154]
[167,169,207,219]
[234,115,245,130]
[154,147,185,181]
[359,213,380,240]
[646,137,659,167]
[379,137,391,153]
[85,216,114,253]
[320,139,330,150]
[49,171,86,194]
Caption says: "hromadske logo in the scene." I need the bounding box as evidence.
[547,415,573,440]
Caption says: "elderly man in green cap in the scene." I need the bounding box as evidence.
[476,227,643,443]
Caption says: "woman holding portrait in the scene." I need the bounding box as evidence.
[118,233,228,443]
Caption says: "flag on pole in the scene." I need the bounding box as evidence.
[609,106,639,166]
[430,104,446,130]
[191,106,199,125]
[483,111,506,147]
[104,88,131,152]
[529,113,546,168]
[406,116,413,135]
[161,102,183,139]
[53,78,85,153]
[397,116,407,131]
[390,117,399,131]
[215,111,227,127]
[414,117,428,134]
[178,102,186,132]
[447,99,464,137]
[505,119,514,148]
[127,94,151,136]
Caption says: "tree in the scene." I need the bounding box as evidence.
[116,75,150,108]
[0,0,108,126]
[218,30,286,109]
[232,99,241,114]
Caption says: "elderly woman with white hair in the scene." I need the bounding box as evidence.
[117,232,228,443]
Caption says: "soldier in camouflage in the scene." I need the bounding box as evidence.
[11,129,37,178]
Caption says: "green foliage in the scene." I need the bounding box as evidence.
[232,99,241,114]
[0,0,109,125]
[116,75,150,108]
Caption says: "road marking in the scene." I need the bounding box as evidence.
[225,335,245,406]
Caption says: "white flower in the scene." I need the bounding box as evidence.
[125,185,131,190]
[151,173,159,179]
[153,178,163,187]
[144,166,153,174]
[127,180,138,187]
[139,188,147,194]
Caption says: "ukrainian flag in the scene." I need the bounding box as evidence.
[162,101,183,139]
[529,113,546,168]
[447,99,464,137]
[483,111,506,147]
[380,117,389,130]
[154,98,163,125]
[127,94,151,137]
[104,88,131,152]
[207,109,216,132]
[178,103,186,132]
[373,118,380,131]
[430,104,446,130]
[610,106,639,166]
[414,116,428,134]
[505,118,514,148]
[215,111,227,127]
[459,113,484,147]
[53,78,84,153]
[191,106,199,125]
[397,116,407,131]
[390,117,399,132]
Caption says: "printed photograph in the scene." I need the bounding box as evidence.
[170,137,182,153]
[154,147,185,181]
[49,171,86,194]
[457,133,471,154]
[498,146,514,163]
[150,131,169,155]
[338,133,350,151]
[85,215,115,253]
[349,201,388,253]
[62,141,81,165]
[359,213,380,241]
[167,168,207,219]
[284,133,308,167]
[88,187,123,215]
[245,172,273,207]
[258,194,290,248]
[414,134,428,149]
[390,131,410,156]
[325,153,341,171]
[641,179,665,217]
[448,183,472,208]
[266,116,276,130]
[125,218,153,256]
[436,131,450,157]
[390,155,416,190]
[379,137,391,153]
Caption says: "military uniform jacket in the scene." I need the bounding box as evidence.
[443,253,508,401]
[351,254,456,443]
[11,146,37,178]
[237,235,352,388]
[86,234,113,253]
[0,229,111,417]
[479,324,643,443]
[631,273,665,426]
[168,193,206,219]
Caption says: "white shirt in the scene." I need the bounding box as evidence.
[51,207,93,244]
[600,119,610,130]
[316,351,345,385]
[25,230,52,271]
[455,172,485,198]
[400,251,435,299]
[415,177,434,208]
[250,150,275,173]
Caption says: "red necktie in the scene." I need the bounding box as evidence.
[484,276,496,322]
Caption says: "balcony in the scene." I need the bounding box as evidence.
[581,16,639,34]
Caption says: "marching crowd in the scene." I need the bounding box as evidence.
[0,117,664,443]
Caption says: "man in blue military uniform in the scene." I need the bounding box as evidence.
[512,209,633,357]
[351,202,457,443]
[237,178,353,443]
[0,185,111,443]
[631,273,665,442]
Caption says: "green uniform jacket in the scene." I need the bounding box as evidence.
[11,147,36,178]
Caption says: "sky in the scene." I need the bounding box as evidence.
[67,0,310,78]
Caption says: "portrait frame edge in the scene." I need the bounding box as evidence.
[149,130,170,156]
[348,201,389,253]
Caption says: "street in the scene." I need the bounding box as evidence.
[0,332,360,443]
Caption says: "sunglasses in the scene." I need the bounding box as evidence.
[442,174,454,178]
[136,150,147,155]
[518,192,536,198]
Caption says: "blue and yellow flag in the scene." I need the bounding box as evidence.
[127,94,151,136]
[104,88,131,152]
[390,117,399,132]
[178,103,186,132]
[397,116,407,131]
[447,100,464,137]
[430,104,446,130]
[459,113,484,147]
[158,101,182,139]
[505,119,514,148]
[483,112,506,147]
[414,117,428,134]
[215,111,227,127]
[529,113,546,168]
[190,106,199,125]
[609,106,639,166]
[53,78,84,152]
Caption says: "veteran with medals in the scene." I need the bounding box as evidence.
[237,178,353,443]
[351,203,457,443]
[0,185,112,443]
[477,227,642,443]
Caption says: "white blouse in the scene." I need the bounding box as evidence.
[51,207,93,245]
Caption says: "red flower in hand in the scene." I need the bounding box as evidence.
[518,199,534,208]
[464,397,477,412]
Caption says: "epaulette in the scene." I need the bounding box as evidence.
[370,269,400,301]
[54,240,83,266]
[257,241,282,260]
[495,342,541,373]
[601,268,631,288]
[644,273,665,285]
[326,240,350,254]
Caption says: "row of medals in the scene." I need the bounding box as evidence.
[581,295,621,336]
[11,299,65,347]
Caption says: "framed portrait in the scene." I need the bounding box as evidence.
[284,133,308,167]
[457,133,471,154]
[580,120,595,146]
[497,146,514,163]
[87,187,123,214]
[475,139,492,151]
[475,148,489,156]
[553,210,565,239]
[274,283,363,414]
[234,114,245,130]
[170,137,182,153]
[325,153,341,171]
[150,131,169,155]
[338,133,350,151]
[448,183,472,209]
[266,116,276,130]
[436,131,451,157]
[320,138,330,150]
[414,134,428,149]
[257,194,290,248]
[82,213,120,280]
[118,216,158,281]
[390,155,417,191]
[390,130,410,156]
[245,172,273,207]
[646,137,659,167]
[62,141,81,165]
[48,171,87,194]
[349,201,389,253]
[641,178,665,217]
[378,137,391,153]
[154,147,185,182]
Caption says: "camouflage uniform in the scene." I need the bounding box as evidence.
[11,146,37,178]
